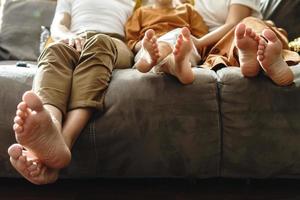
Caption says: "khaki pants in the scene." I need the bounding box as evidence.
[33,32,133,116]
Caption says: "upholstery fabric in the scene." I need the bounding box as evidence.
[0,65,221,178]
[218,66,300,178]
[0,0,56,60]
[0,61,36,177]
[86,68,221,178]
[0,0,300,180]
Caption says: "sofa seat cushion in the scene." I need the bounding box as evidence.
[218,65,300,178]
[0,66,221,178]
[61,68,221,178]
[0,61,36,177]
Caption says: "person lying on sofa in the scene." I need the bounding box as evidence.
[7,0,134,185]
[125,0,208,84]
[193,0,300,86]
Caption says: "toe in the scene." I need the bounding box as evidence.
[257,49,264,56]
[16,110,26,119]
[176,36,183,46]
[26,159,34,167]
[178,34,183,41]
[17,102,28,112]
[10,156,31,178]
[22,91,44,112]
[245,27,252,36]
[255,35,260,42]
[29,167,41,177]
[151,36,157,43]
[235,23,246,39]
[19,155,27,163]
[145,29,155,40]
[181,27,190,38]
[8,144,23,159]
[257,54,264,61]
[13,123,23,133]
[250,31,256,39]
[258,45,265,50]
[14,116,24,126]
[262,29,277,43]
[258,38,267,47]
[27,163,38,171]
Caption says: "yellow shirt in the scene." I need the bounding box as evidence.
[125,3,208,50]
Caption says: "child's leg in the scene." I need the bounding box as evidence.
[257,29,294,86]
[161,27,195,84]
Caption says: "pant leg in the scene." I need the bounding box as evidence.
[33,42,80,115]
[112,37,134,69]
[68,33,118,112]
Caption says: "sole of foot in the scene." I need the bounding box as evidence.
[257,29,293,86]
[235,23,261,77]
[13,91,71,169]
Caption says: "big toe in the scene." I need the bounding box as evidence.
[235,23,246,39]
[145,29,155,40]
[262,29,278,43]
[8,144,23,159]
[22,91,43,112]
[181,27,191,39]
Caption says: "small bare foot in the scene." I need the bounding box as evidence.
[235,23,261,77]
[135,29,160,73]
[257,29,294,86]
[172,27,194,84]
[13,91,71,169]
[8,144,59,185]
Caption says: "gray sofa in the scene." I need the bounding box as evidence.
[0,0,300,180]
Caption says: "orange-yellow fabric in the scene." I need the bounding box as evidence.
[201,17,300,69]
[125,3,208,50]
[44,36,54,48]
[134,0,142,10]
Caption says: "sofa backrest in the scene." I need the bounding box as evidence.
[0,0,56,60]
[0,0,298,61]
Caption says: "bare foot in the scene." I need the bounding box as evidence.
[257,29,294,86]
[235,23,261,77]
[172,27,194,84]
[8,144,59,185]
[135,29,160,73]
[13,91,71,169]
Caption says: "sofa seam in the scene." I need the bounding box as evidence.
[216,80,224,178]
[90,118,98,176]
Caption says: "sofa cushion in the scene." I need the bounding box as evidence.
[0,0,56,60]
[0,66,221,178]
[82,68,221,178]
[217,66,300,178]
[0,61,36,177]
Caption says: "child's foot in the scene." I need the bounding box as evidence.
[135,29,160,73]
[257,29,294,86]
[12,91,71,169]
[8,144,59,185]
[235,23,261,77]
[172,27,194,84]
